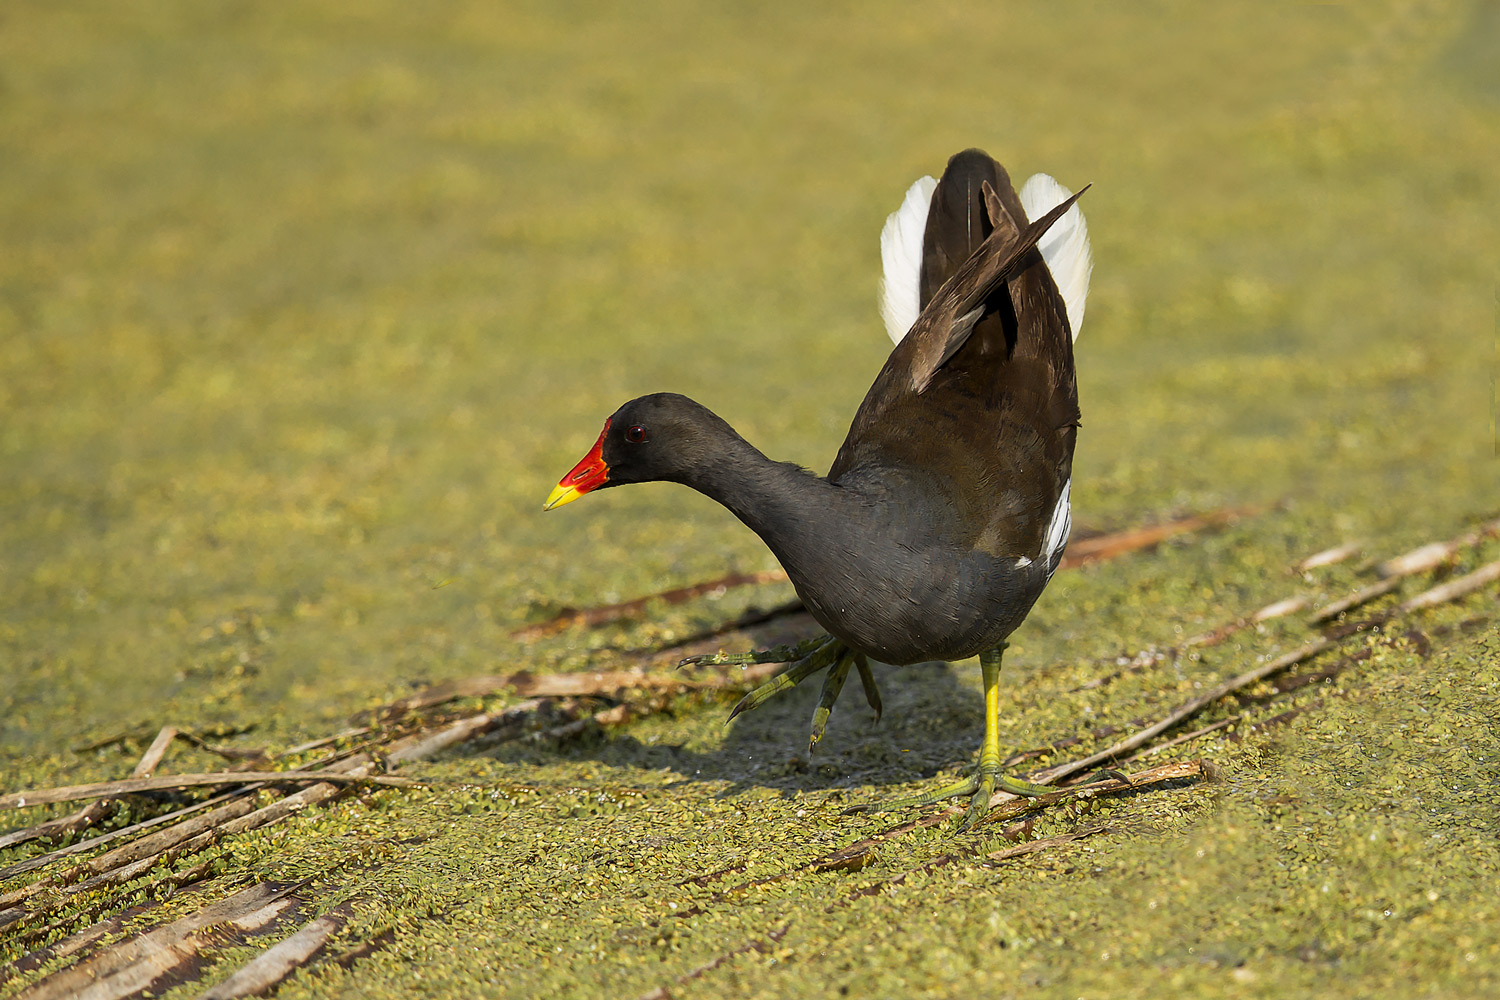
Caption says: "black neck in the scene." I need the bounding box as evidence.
[677,432,844,568]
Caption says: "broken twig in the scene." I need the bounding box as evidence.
[0,772,418,811]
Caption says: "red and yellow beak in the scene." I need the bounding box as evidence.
[543,418,611,510]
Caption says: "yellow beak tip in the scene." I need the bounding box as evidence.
[543,484,582,511]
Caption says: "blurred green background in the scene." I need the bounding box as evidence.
[3,0,1492,752]
[2,2,1498,996]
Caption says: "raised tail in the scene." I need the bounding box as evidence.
[879,156,1092,344]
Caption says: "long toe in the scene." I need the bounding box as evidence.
[850,765,1052,824]
[848,774,980,815]
[995,772,1054,798]
[725,638,846,723]
[681,633,836,669]
[956,770,997,833]
[807,651,854,753]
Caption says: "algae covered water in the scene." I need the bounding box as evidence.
[2,2,1498,997]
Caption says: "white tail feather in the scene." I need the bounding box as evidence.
[879,168,1092,344]
[1019,173,1092,341]
[877,176,937,344]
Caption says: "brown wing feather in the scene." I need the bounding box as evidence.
[829,150,1083,560]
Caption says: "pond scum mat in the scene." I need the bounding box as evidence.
[3,4,1498,996]
[3,510,1498,999]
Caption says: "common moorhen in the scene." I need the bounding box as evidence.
[545,149,1092,828]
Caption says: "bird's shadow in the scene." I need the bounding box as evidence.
[480,655,1002,802]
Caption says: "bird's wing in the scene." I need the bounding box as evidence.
[1019,173,1092,340]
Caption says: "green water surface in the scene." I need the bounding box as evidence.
[2,2,1498,997]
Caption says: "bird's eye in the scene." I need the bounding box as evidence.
[625,424,647,444]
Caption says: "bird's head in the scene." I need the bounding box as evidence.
[543,392,732,509]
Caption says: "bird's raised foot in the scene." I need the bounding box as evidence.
[714,640,885,755]
[851,652,882,721]
[724,637,845,722]
[807,650,883,753]
[808,650,858,753]
[679,633,836,669]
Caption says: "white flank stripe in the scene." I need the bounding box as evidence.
[1042,478,1072,574]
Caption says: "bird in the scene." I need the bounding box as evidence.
[544,149,1092,829]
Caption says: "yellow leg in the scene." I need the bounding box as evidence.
[857,644,1052,830]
